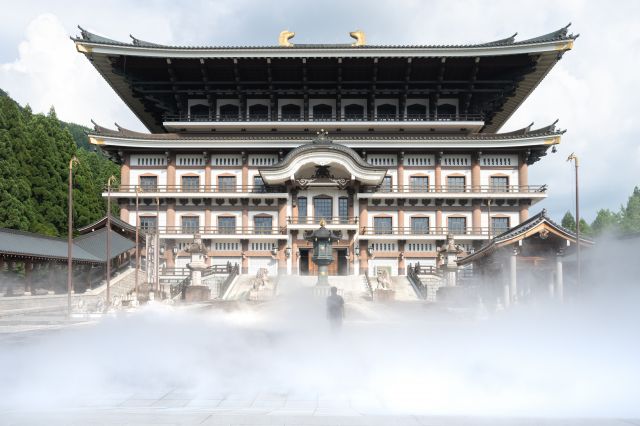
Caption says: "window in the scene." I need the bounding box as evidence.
[314,197,333,221]
[253,176,265,193]
[217,176,236,192]
[381,176,392,192]
[447,176,465,192]
[406,104,427,119]
[254,216,272,234]
[438,103,457,117]
[447,217,466,235]
[139,176,157,192]
[344,104,364,120]
[281,104,301,120]
[409,176,429,192]
[490,176,509,192]
[181,216,199,234]
[298,197,308,219]
[140,216,157,232]
[376,104,397,120]
[312,104,333,119]
[219,104,239,120]
[217,216,236,234]
[339,197,349,223]
[374,217,393,235]
[189,104,209,121]
[181,176,200,192]
[411,217,430,234]
[491,217,510,235]
[248,104,268,120]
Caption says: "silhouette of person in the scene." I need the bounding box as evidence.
[326,286,345,330]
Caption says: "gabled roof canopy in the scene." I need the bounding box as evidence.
[73,26,576,133]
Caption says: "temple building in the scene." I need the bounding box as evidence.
[73,25,576,278]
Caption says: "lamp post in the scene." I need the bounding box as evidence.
[67,156,79,317]
[135,185,141,297]
[106,175,116,309]
[567,153,581,287]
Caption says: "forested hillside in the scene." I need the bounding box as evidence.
[0,91,119,236]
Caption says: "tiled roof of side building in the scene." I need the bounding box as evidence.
[74,24,576,50]
[0,228,101,263]
[73,228,135,261]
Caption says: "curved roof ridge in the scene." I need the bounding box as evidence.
[518,23,574,44]
[130,34,165,47]
[76,26,125,45]
[91,120,119,135]
[477,32,518,47]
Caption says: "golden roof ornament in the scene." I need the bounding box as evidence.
[319,218,326,227]
[278,30,295,47]
[349,30,366,46]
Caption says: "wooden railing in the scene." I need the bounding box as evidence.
[362,185,547,194]
[163,113,484,123]
[110,185,286,194]
[149,226,286,236]
[361,226,492,236]
[288,216,358,225]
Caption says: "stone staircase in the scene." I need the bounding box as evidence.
[390,276,420,301]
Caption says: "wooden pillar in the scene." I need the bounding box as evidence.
[24,261,33,295]
[120,205,129,223]
[86,264,92,291]
[241,153,248,191]
[435,201,443,231]
[519,155,529,222]
[121,154,130,188]
[291,231,299,275]
[204,155,212,191]
[277,200,287,274]
[359,198,368,233]
[397,152,405,191]
[398,240,406,275]
[241,239,249,274]
[472,199,482,234]
[242,200,249,230]
[166,201,176,229]
[205,204,212,231]
[398,199,405,230]
[166,240,175,268]
[167,152,176,191]
[435,153,442,191]
[471,152,481,192]
[359,241,369,275]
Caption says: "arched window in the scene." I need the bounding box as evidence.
[219,104,239,121]
[376,104,397,120]
[406,103,427,120]
[249,104,269,120]
[344,104,365,120]
[312,104,333,120]
[281,104,301,120]
[438,103,457,118]
[189,104,209,121]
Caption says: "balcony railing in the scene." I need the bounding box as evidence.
[163,113,484,123]
[109,185,287,194]
[362,185,547,194]
[287,216,358,225]
[360,226,493,236]
[148,226,286,235]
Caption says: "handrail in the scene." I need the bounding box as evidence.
[287,216,358,225]
[363,272,374,300]
[163,113,484,123]
[109,185,286,194]
[218,263,239,298]
[171,275,190,299]
[407,266,427,299]
[145,226,286,235]
[363,185,547,194]
[361,226,501,236]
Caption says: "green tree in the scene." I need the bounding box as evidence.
[561,211,576,232]
[620,186,640,233]
[591,208,620,236]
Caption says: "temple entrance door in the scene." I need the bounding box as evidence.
[336,249,348,276]
[299,249,310,275]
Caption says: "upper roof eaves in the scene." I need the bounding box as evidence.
[73,24,577,52]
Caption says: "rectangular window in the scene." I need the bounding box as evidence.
[181,216,199,234]
[447,176,465,192]
[409,176,429,192]
[140,216,157,232]
[314,197,333,221]
[338,197,349,223]
[181,176,200,192]
[447,217,466,235]
[298,197,308,220]
[410,217,430,234]
[139,176,157,192]
[381,176,392,192]
[490,176,509,192]
[217,216,236,234]
[217,176,236,192]
[254,216,273,234]
[253,176,265,193]
[491,217,510,235]
[373,217,393,235]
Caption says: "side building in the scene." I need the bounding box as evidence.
[73,26,576,277]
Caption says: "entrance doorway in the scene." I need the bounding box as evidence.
[299,249,310,275]
[336,249,348,275]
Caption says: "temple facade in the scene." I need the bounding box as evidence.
[74,26,576,277]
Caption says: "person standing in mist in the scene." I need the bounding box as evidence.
[326,286,345,330]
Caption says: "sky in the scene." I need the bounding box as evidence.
[1,0,639,221]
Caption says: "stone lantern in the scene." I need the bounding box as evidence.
[305,219,341,286]
[185,234,211,301]
[438,234,464,287]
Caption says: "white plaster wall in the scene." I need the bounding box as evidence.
[368,258,398,276]
[175,256,190,267]
[248,257,277,276]
[129,169,167,186]
[209,257,242,266]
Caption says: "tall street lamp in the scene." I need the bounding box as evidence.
[67,156,79,317]
[567,153,581,287]
[106,175,117,309]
